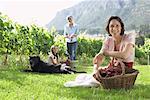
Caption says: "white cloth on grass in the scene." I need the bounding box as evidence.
[64,74,100,87]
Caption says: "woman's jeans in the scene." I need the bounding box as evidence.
[67,42,77,60]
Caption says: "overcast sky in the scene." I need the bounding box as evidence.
[0,0,84,27]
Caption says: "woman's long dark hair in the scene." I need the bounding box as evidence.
[106,16,125,36]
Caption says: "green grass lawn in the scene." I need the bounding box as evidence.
[0,64,150,100]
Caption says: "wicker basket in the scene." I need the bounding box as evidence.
[100,70,139,89]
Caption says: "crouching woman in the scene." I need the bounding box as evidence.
[93,16,135,82]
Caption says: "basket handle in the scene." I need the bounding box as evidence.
[119,60,125,75]
[111,58,125,75]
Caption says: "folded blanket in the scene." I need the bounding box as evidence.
[64,74,100,87]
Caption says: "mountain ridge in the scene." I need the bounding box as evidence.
[47,0,150,34]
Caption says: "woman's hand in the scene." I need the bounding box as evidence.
[93,53,104,64]
[70,34,77,38]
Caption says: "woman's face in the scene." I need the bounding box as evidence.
[109,19,122,38]
[52,47,58,54]
[68,17,73,23]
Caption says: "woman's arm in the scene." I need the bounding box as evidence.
[64,26,70,38]
[103,43,134,59]
[93,52,105,72]
[71,25,78,38]
[93,37,109,72]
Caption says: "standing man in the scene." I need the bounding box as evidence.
[64,15,79,61]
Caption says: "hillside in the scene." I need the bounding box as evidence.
[47,0,150,34]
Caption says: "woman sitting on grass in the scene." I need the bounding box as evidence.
[48,45,71,66]
[93,16,135,81]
